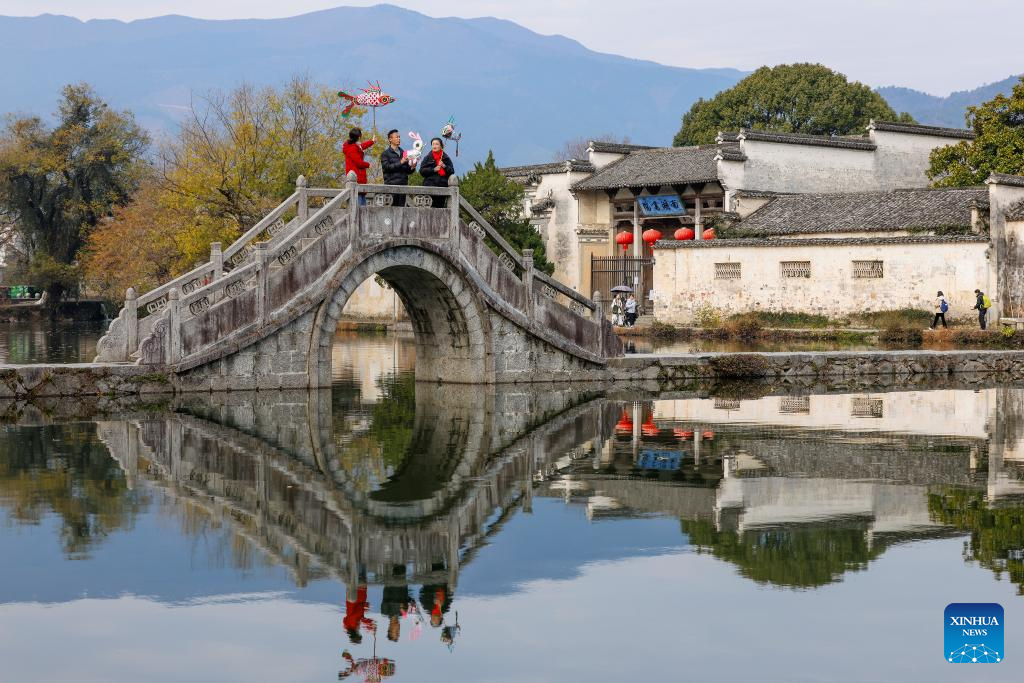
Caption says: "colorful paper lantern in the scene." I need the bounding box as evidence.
[674,227,695,241]
[615,230,634,252]
[615,409,633,433]
[702,228,716,240]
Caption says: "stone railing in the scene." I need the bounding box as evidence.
[95,177,313,362]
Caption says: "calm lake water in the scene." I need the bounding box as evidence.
[1,331,1023,682]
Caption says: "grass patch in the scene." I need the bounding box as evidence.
[727,311,831,329]
[878,325,924,348]
[709,354,772,378]
[852,308,932,329]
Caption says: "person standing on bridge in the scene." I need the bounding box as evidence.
[343,127,376,205]
[419,138,455,208]
[380,129,415,206]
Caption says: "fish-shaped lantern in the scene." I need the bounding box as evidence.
[337,81,396,119]
[440,116,463,156]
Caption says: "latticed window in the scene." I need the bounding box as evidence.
[780,261,811,278]
[715,262,741,280]
[852,260,884,278]
[779,396,810,414]
[851,398,884,418]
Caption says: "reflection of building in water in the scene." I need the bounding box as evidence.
[541,387,1024,588]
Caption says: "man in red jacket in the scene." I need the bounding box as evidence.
[343,127,375,204]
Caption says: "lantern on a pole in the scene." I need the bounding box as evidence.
[614,230,634,252]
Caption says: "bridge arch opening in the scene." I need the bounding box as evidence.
[311,245,494,385]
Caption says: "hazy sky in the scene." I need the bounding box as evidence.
[4,0,1022,94]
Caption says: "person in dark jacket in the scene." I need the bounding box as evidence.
[418,137,455,208]
[343,127,375,205]
[973,289,990,330]
[380,129,415,206]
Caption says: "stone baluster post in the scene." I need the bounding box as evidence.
[296,175,308,223]
[346,172,359,244]
[522,248,534,320]
[449,175,461,239]
[210,242,223,282]
[167,288,182,365]
[593,290,604,358]
[254,243,269,325]
[124,287,138,361]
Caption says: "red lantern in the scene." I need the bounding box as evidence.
[642,228,663,246]
[702,430,715,440]
[615,230,634,252]
[674,227,695,241]
[642,416,659,437]
[672,427,694,439]
[702,228,716,240]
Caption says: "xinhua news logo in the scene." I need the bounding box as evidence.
[944,603,1004,663]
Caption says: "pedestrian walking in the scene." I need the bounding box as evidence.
[930,290,949,329]
[418,138,455,208]
[624,293,638,327]
[380,129,415,206]
[610,294,623,326]
[343,127,375,205]
[973,289,992,330]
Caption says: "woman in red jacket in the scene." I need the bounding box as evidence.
[343,127,375,204]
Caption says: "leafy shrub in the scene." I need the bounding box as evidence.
[693,303,722,329]
[724,316,763,340]
[649,320,679,339]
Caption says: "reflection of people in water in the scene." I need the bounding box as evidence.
[343,585,377,644]
[339,650,396,681]
[441,612,461,652]
[380,585,412,643]
[421,584,452,628]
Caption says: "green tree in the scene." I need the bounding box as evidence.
[0,84,149,301]
[928,76,1024,187]
[673,63,912,146]
[459,151,555,275]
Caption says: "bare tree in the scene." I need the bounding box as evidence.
[552,133,633,162]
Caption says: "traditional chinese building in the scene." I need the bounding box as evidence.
[500,120,1013,318]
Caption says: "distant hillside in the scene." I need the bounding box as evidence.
[878,75,1022,129]
[0,4,745,166]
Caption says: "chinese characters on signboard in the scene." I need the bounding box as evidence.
[637,194,685,217]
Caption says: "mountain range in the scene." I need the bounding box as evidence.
[878,75,1022,129]
[0,4,1017,166]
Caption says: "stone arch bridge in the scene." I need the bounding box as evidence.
[96,178,621,387]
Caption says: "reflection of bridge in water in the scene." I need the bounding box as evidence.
[96,383,605,595]
[80,382,1024,592]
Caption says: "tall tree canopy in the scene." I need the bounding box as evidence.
[0,84,148,301]
[673,63,911,147]
[84,77,367,298]
[928,76,1024,187]
[459,151,555,275]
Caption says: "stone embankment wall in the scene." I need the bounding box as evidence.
[5,349,1024,399]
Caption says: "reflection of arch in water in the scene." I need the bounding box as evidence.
[96,382,605,592]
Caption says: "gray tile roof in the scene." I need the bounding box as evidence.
[655,235,989,249]
[987,172,1024,187]
[736,187,988,235]
[739,129,877,151]
[500,160,595,178]
[572,144,729,191]
[868,119,975,140]
[588,141,659,154]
